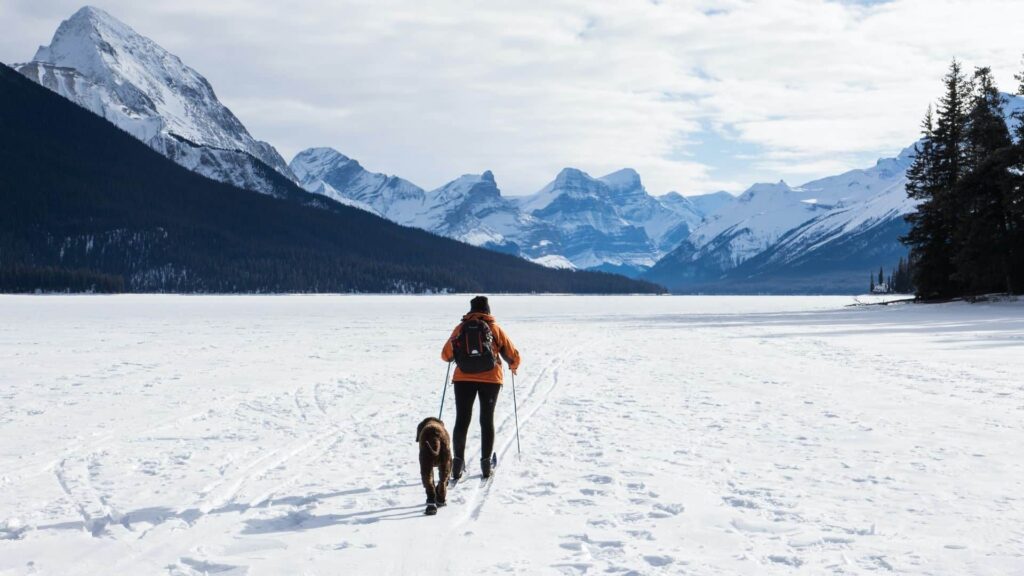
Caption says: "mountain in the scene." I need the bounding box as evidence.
[289,148,555,255]
[291,149,707,274]
[15,6,297,197]
[289,135,928,292]
[645,148,917,292]
[28,6,979,293]
[289,147,425,217]
[515,167,700,274]
[414,171,557,255]
[595,169,705,253]
[646,93,1024,293]
[0,63,663,295]
[682,191,736,218]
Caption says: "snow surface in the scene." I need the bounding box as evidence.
[1,295,1023,575]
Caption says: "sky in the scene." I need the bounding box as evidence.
[2,0,1024,197]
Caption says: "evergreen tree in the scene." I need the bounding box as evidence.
[902,106,945,297]
[902,61,971,299]
[891,256,914,293]
[933,60,972,192]
[1013,58,1024,141]
[1006,58,1024,294]
[870,274,875,292]
[878,266,884,287]
[952,67,1015,294]
[963,68,1011,168]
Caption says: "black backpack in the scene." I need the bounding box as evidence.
[452,318,497,373]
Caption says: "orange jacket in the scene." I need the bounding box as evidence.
[441,313,520,384]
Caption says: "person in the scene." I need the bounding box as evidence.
[441,295,520,479]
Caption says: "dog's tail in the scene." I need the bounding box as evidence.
[426,438,441,457]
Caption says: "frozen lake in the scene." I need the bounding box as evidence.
[1,295,1022,575]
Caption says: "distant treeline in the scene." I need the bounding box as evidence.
[902,60,1024,299]
[0,264,124,293]
[0,64,663,295]
[870,256,914,294]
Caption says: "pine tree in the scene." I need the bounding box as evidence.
[952,67,1015,294]
[964,68,1011,168]
[902,106,945,297]
[902,61,971,299]
[933,60,971,192]
[891,256,915,294]
[1006,58,1024,294]
[870,274,875,293]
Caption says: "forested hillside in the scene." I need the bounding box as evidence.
[0,65,663,294]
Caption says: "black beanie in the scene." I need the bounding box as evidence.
[470,295,490,314]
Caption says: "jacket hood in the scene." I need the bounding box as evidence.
[462,312,496,323]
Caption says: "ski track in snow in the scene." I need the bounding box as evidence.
[1,295,1023,575]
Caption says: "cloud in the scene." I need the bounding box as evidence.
[2,0,1022,196]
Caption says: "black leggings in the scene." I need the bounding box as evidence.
[452,381,501,461]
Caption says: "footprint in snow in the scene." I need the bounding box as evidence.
[723,496,759,509]
[648,502,684,518]
[644,554,674,567]
[767,555,804,567]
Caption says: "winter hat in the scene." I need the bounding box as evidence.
[470,295,490,314]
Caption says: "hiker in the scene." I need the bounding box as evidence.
[442,295,520,479]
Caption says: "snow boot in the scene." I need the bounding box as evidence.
[452,457,464,480]
[425,497,438,516]
[481,453,497,479]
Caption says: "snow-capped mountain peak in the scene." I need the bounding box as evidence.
[644,138,931,290]
[415,170,559,252]
[737,180,792,203]
[290,147,357,184]
[17,6,296,195]
[34,7,132,75]
[430,171,501,206]
[30,5,262,151]
[289,147,425,218]
[599,168,642,192]
[683,191,736,219]
[518,167,597,213]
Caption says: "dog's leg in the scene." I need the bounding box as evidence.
[422,461,439,516]
[421,458,436,503]
[436,449,451,505]
[435,480,447,506]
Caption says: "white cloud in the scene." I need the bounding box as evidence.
[2,0,1022,196]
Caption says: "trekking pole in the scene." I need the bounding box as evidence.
[512,371,521,456]
[438,361,453,419]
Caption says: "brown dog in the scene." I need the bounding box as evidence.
[416,417,452,515]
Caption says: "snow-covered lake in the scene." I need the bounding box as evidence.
[1,295,1022,575]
